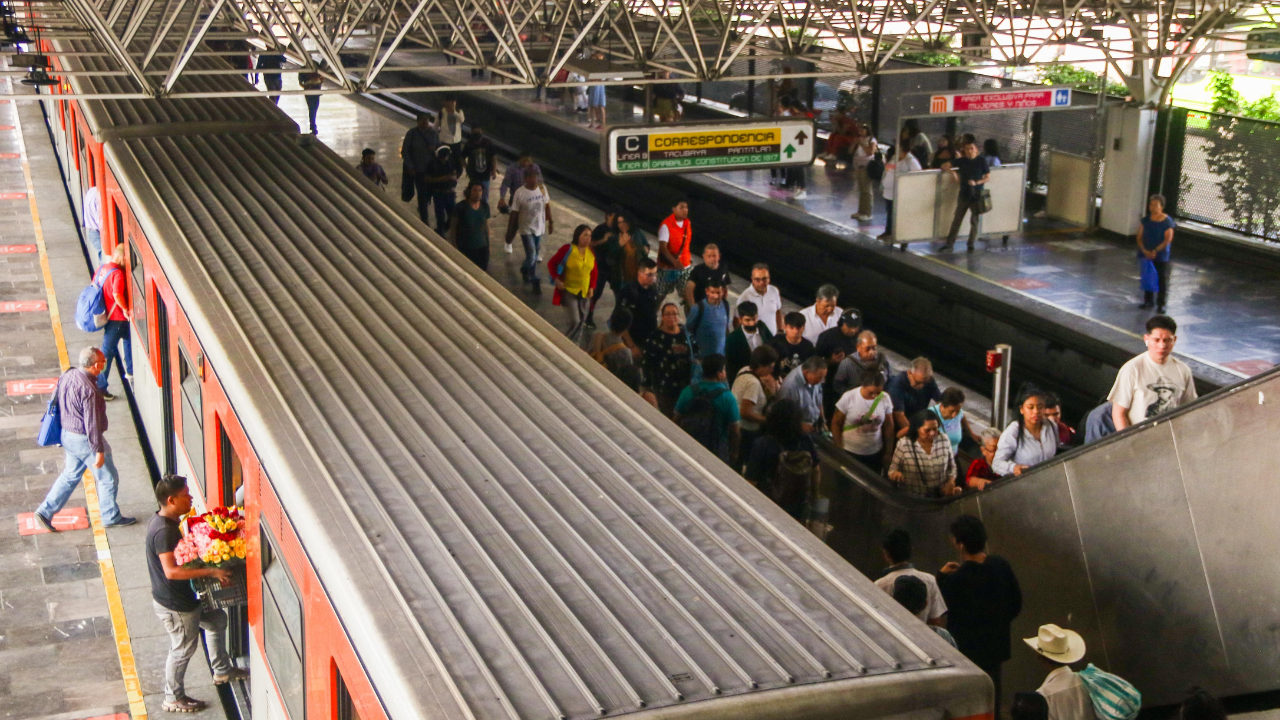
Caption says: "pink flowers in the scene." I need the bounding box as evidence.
[177,507,248,568]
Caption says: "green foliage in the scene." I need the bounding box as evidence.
[1202,71,1280,239]
[1038,65,1128,97]
[900,51,962,67]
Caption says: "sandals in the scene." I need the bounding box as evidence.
[163,697,207,713]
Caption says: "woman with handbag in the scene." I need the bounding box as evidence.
[1136,194,1175,314]
[887,411,961,497]
[643,303,694,417]
[547,224,597,345]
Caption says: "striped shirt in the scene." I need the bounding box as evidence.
[889,435,956,496]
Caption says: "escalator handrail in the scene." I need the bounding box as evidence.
[815,360,1280,510]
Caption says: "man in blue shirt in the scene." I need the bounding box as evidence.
[675,354,741,461]
[779,355,828,434]
[686,277,731,359]
[887,357,942,437]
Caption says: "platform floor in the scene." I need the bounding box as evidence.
[357,61,1280,376]
[1,83,228,719]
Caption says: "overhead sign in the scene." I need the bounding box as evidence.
[602,119,816,177]
[928,87,1072,115]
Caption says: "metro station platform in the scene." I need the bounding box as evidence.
[353,59,1280,410]
[1,86,228,720]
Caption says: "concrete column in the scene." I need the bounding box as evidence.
[1099,104,1158,235]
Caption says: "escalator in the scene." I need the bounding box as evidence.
[814,364,1280,708]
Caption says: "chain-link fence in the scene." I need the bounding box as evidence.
[1166,108,1280,242]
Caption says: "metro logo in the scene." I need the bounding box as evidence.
[930,95,951,114]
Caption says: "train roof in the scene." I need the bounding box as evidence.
[104,130,990,720]
[54,40,297,141]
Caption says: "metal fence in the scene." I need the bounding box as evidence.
[1163,107,1280,242]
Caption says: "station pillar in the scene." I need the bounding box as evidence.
[1099,104,1158,235]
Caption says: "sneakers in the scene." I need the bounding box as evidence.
[854,213,872,221]
[877,231,894,241]
[102,391,116,401]
[531,279,542,295]
[792,190,808,199]
[104,516,138,528]
[214,668,250,685]
[536,252,542,261]
[584,318,596,330]
[1138,301,1154,309]
[123,373,133,383]
[163,697,207,713]
[34,511,56,533]
[505,243,514,254]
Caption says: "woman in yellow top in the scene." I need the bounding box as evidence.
[548,224,598,345]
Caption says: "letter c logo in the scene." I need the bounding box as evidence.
[625,136,640,151]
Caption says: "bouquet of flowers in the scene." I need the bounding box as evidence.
[174,506,247,568]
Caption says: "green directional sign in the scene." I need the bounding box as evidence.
[602,118,817,177]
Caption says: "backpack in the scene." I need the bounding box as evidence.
[772,449,813,519]
[679,386,730,459]
[74,266,119,333]
[1078,664,1142,720]
[910,143,930,169]
[865,149,886,182]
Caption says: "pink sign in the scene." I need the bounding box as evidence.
[17,508,89,535]
[0,192,26,200]
[7,377,58,395]
[0,300,47,312]
[930,87,1072,114]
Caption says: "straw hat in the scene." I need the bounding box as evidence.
[1023,624,1086,664]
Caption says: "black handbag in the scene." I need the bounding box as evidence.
[400,166,416,203]
[978,187,993,214]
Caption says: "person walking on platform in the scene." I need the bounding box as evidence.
[875,529,948,625]
[736,263,784,335]
[1109,315,1195,431]
[358,148,388,190]
[850,124,877,221]
[299,71,323,134]
[587,52,608,128]
[461,128,497,202]
[941,139,990,252]
[421,145,460,234]
[778,355,827,434]
[1136,194,1175,313]
[1024,624,1099,720]
[82,183,103,268]
[833,330,891,398]
[507,169,553,293]
[886,357,942,438]
[147,475,247,713]
[643,303,694,416]
[449,182,491,270]
[548,224,598,345]
[726,301,773,378]
[674,354,741,463]
[97,244,132,399]
[608,211,650,289]
[685,243,730,308]
[401,113,440,220]
[831,368,895,474]
[615,258,660,347]
[815,310,862,368]
[585,206,620,329]
[879,139,923,241]
[35,347,136,531]
[497,151,542,249]
[655,197,693,305]
[800,284,842,344]
[731,344,778,465]
[256,52,285,103]
[770,311,814,380]
[937,514,1022,719]
[435,96,466,156]
[887,411,960,496]
[685,277,732,364]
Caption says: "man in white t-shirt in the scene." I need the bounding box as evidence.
[736,262,784,335]
[800,284,842,344]
[874,529,947,625]
[830,367,894,473]
[507,170,553,293]
[1108,315,1196,430]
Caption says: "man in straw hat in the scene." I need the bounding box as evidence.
[1025,623,1097,720]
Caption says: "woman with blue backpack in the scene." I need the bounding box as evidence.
[73,244,131,400]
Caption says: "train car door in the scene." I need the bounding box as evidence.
[156,297,176,475]
[221,425,249,661]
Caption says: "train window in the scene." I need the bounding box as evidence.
[261,525,305,720]
[219,421,243,508]
[177,342,204,495]
[334,666,360,720]
[114,204,123,249]
[128,240,147,344]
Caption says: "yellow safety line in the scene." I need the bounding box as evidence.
[12,90,148,720]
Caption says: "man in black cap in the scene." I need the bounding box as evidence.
[815,308,862,361]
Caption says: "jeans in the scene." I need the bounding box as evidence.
[264,75,282,104]
[1144,259,1171,309]
[521,233,542,282]
[305,95,320,132]
[945,196,983,246]
[85,228,102,269]
[37,431,124,524]
[563,291,589,344]
[153,601,232,703]
[98,319,132,391]
[431,192,455,234]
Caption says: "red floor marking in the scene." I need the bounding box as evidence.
[78,715,128,720]
[0,152,18,159]
[7,377,58,395]
[1223,359,1275,376]
[0,300,47,312]
[17,508,90,535]
[0,125,13,130]
[0,244,36,253]
[1000,277,1051,290]
[0,192,27,199]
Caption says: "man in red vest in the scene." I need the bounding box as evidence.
[656,197,693,306]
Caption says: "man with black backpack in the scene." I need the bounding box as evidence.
[674,354,740,463]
